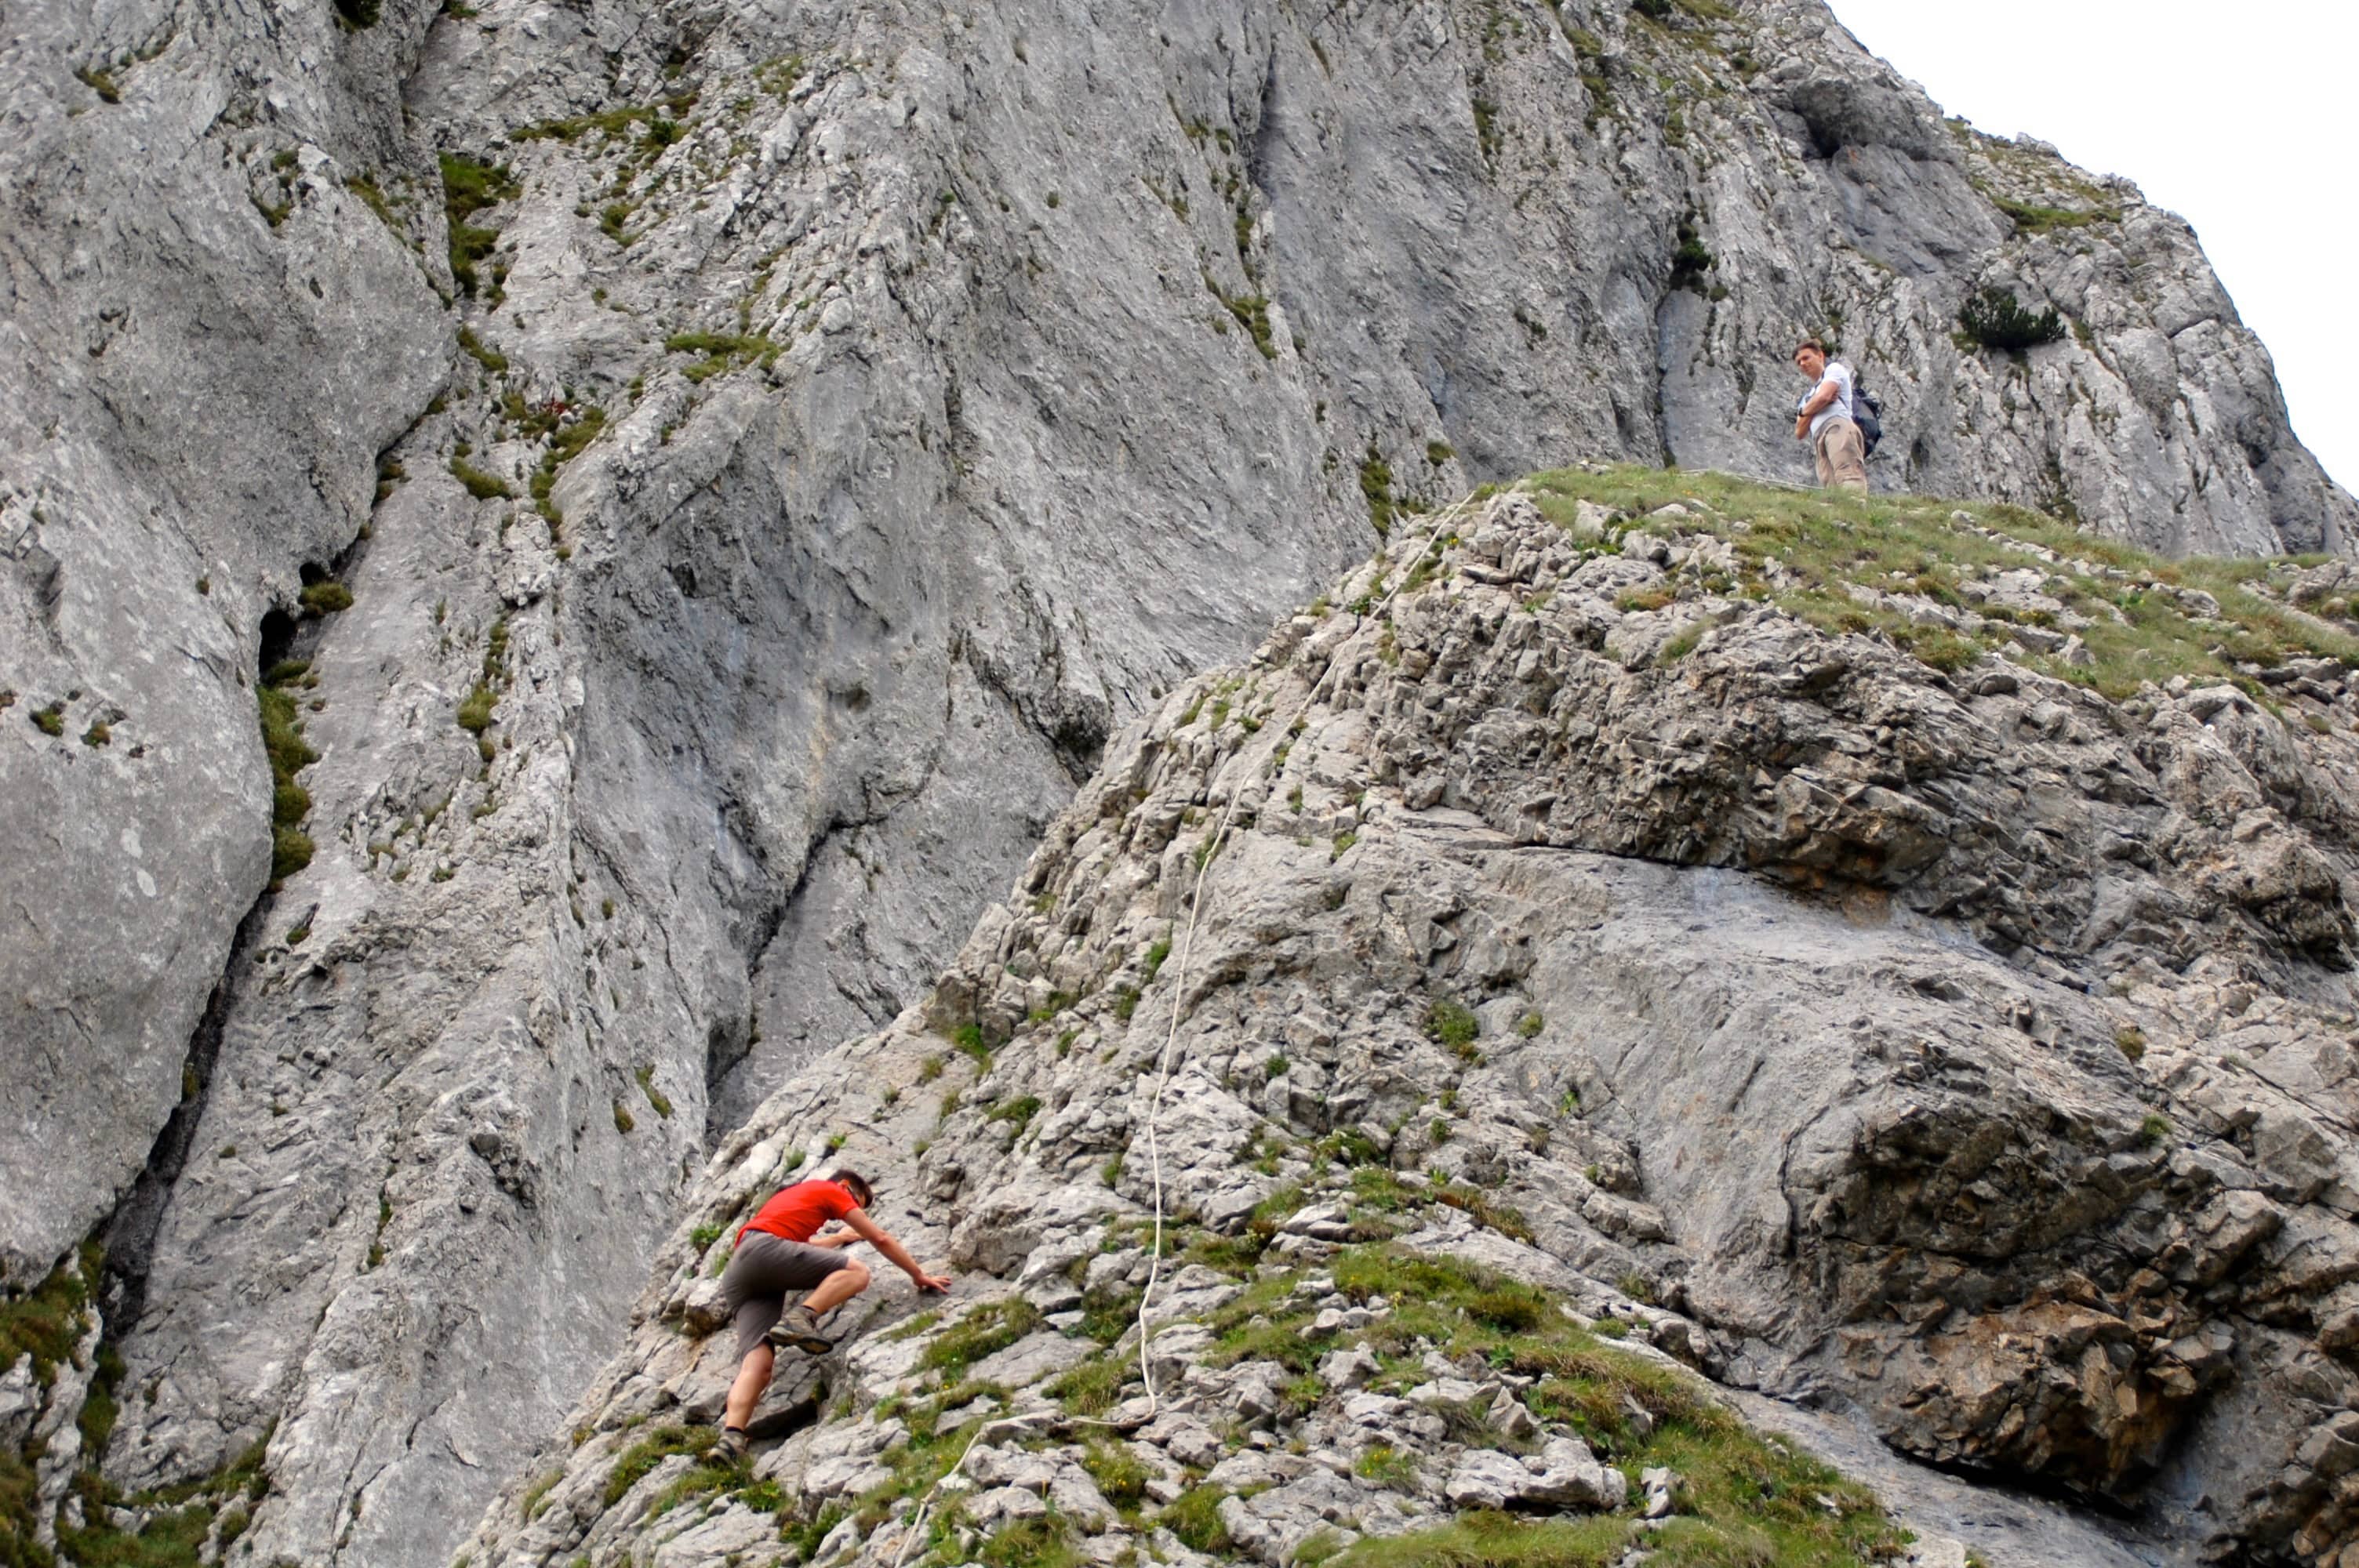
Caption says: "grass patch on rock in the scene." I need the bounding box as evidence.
[440,152,519,301]
[259,664,321,887]
[0,1240,101,1387]
[602,1424,714,1506]
[1305,1245,1900,1568]
[917,1298,1039,1380]
[1525,464,2359,702]
[1332,1510,1631,1568]
[1158,1483,1233,1553]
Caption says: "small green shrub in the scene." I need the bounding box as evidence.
[299,580,354,616]
[449,458,514,499]
[1957,286,2066,352]
[0,1241,101,1386]
[1434,1184,1532,1243]
[1354,1445,1421,1490]
[258,673,321,884]
[636,1066,673,1119]
[1161,1485,1233,1554]
[985,1095,1042,1131]
[918,1299,1041,1379]
[440,152,520,299]
[520,1469,561,1519]
[1359,445,1395,537]
[1424,998,1480,1058]
[1669,213,1714,291]
[977,1518,1078,1568]
[602,1425,713,1505]
[456,684,496,735]
[1993,194,2113,234]
[457,325,507,373]
[1322,1127,1386,1167]
[662,331,777,379]
[1027,990,1078,1025]
[1047,1350,1131,1415]
[1468,1284,1547,1333]
[1079,1440,1150,1504]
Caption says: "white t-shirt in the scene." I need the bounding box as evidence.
[1799,361,1855,441]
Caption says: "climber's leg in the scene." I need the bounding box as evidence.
[723,1343,773,1439]
[766,1258,871,1354]
[801,1257,872,1316]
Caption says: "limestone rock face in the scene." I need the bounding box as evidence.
[2,0,2355,1564]
[456,489,2359,1567]
[0,0,451,1289]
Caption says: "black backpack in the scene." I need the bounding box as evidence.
[1851,374,1884,458]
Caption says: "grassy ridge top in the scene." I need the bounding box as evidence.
[1518,466,2358,704]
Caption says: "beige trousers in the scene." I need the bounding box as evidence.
[1813,418,1869,492]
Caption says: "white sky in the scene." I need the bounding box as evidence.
[1826,0,2357,497]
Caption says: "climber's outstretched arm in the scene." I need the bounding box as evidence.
[842,1206,952,1293]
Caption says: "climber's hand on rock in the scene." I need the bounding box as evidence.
[912,1270,953,1294]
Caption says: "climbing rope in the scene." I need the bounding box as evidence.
[1129,497,1476,1406]
[886,497,1478,1568]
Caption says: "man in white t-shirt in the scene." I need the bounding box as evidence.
[1792,336,1868,492]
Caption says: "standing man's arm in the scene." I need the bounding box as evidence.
[842,1207,953,1292]
[1794,378,1839,439]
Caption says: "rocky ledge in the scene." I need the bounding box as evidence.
[455,474,2359,1566]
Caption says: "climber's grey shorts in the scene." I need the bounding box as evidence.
[721,1232,851,1359]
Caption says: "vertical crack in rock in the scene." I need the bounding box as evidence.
[99,898,271,1338]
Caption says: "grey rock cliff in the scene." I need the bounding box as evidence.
[2,0,2354,1564]
[0,0,449,1290]
[457,485,2359,1568]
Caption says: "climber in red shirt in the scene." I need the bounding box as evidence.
[717,1168,951,1457]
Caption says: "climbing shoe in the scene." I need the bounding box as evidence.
[765,1305,834,1355]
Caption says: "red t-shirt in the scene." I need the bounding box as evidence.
[738,1180,858,1246]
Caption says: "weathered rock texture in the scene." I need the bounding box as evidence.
[457,485,2359,1568]
[0,0,449,1290]
[3,0,2355,1563]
